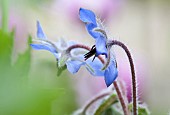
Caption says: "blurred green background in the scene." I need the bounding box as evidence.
[0,0,170,115]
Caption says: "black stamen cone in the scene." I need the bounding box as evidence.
[84,45,96,61]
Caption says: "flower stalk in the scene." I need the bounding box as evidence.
[110,40,138,115]
[94,93,117,115]
[113,81,129,115]
[82,92,111,115]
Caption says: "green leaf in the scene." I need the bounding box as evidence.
[128,103,150,115]
[0,30,33,114]
[56,62,67,76]
[102,107,122,115]
[138,105,150,115]
[94,93,118,115]
[0,30,14,66]
[0,30,77,115]
[58,53,69,67]
[14,36,32,77]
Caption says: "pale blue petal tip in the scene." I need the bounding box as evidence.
[37,21,47,40]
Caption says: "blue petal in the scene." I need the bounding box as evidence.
[95,35,108,57]
[79,8,97,25]
[66,60,85,74]
[30,44,57,54]
[104,60,118,87]
[86,23,100,39]
[86,58,104,76]
[37,21,47,40]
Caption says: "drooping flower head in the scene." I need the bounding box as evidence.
[79,8,118,87]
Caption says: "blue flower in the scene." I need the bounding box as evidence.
[79,8,118,87]
[31,21,85,74]
[30,21,105,76]
[37,21,47,40]
[104,59,118,87]
[79,8,108,57]
[31,21,117,87]
[86,55,118,87]
[30,21,60,59]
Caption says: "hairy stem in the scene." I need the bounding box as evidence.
[94,93,117,115]
[113,81,129,115]
[110,40,137,115]
[101,45,129,115]
[82,93,111,115]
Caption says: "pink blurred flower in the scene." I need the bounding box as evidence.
[9,11,28,52]
[0,9,29,57]
[52,0,123,22]
[117,55,148,103]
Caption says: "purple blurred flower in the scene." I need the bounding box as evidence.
[52,0,123,22]
[0,11,29,53]
[118,57,148,102]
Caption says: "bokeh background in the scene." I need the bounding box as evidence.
[0,0,170,115]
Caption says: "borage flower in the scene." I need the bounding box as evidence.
[79,8,118,87]
[30,21,104,76]
[79,8,108,57]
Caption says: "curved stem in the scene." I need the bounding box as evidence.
[113,81,129,115]
[101,45,129,115]
[66,44,105,64]
[82,92,111,115]
[110,40,137,115]
[94,93,117,115]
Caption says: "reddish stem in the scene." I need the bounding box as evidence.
[110,40,137,115]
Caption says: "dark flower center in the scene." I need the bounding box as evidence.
[84,45,96,61]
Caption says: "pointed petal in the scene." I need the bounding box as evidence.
[95,36,107,56]
[66,60,85,74]
[30,44,56,53]
[86,58,104,76]
[37,21,47,39]
[30,44,60,59]
[79,8,97,25]
[86,23,100,39]
[104,60,118,87]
